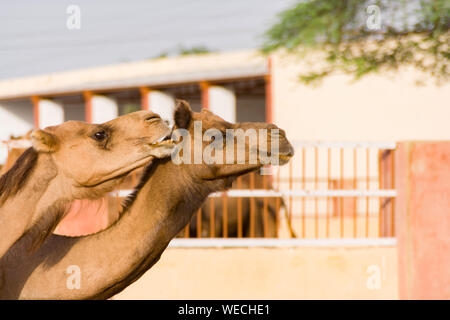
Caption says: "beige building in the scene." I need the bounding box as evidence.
[0,49,448,142]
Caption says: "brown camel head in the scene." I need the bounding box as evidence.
[31,110,174,197]
[171,100,294,185]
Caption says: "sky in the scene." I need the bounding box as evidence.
[0,0,294,80]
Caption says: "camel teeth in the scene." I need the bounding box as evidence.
[150,136,173,146]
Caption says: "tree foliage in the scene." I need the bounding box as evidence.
[262,0,449,84]
[154,45,212,59]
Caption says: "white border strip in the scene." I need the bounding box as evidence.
[111,189,397,198]
[168,238,397,248]
[291,141,396,150]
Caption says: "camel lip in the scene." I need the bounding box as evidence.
[149,134,174,146]
[279,154,293,162]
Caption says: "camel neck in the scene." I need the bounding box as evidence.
[0,153,58,259]
[2,159,211,299]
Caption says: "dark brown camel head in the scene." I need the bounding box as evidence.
[170,100,294,190]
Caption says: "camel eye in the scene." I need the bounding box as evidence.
[92,130,107,142]
[145,115,160,123]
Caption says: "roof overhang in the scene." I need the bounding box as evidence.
[0,50,268,101]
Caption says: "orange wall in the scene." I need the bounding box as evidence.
[396,141,450,299]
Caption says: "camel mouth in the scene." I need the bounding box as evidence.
[148,134,175,147]
[278,153,293,165]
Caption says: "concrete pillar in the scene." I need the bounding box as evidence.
[395,141,450,299]
[91,95,118,123]
[265,57,273,123]
[38,99,65,128]
[140,87,150,110]
[148,90,176,127]
[208,85,236,123]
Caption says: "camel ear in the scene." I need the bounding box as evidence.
[31,129,59,153]
[174,99,192,129]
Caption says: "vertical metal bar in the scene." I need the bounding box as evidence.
[301,148,306,238]
[391,149,396,237]
[222,193,228,238]
[275,168,281,237]
[353,148,358,238]
[196,208,202,238]
[210,198,215,238]
[184,222,190,238]
[378,149,383,237]
[314,147,319,238]
[263,172,269,238]
[289,160,293,238]
[249,172,255,238]
[275,196,281,238]
[366,148,370,238]
[237,177,243,238]
[340,148,344,238]
[326,148,331,238]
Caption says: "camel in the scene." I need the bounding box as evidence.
[0,110,175,259]
[184,171,297,238]
[187,196,280,238]
[183,172,284,238]
[3,150,283,238]
[2,140,293,239]
[0,144,134,237]
[0,100,294,299]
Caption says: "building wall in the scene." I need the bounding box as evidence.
[114,246,398,300]
[270,54,450,228]
[396,141,450,299]
[271,54,450,142]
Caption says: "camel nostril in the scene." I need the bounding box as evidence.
[286,146,295,157]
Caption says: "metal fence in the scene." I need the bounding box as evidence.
[111,141,397,240]
[176,141,397,240]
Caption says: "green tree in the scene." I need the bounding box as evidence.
[152,45,212,59]
[262,0,449,84]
